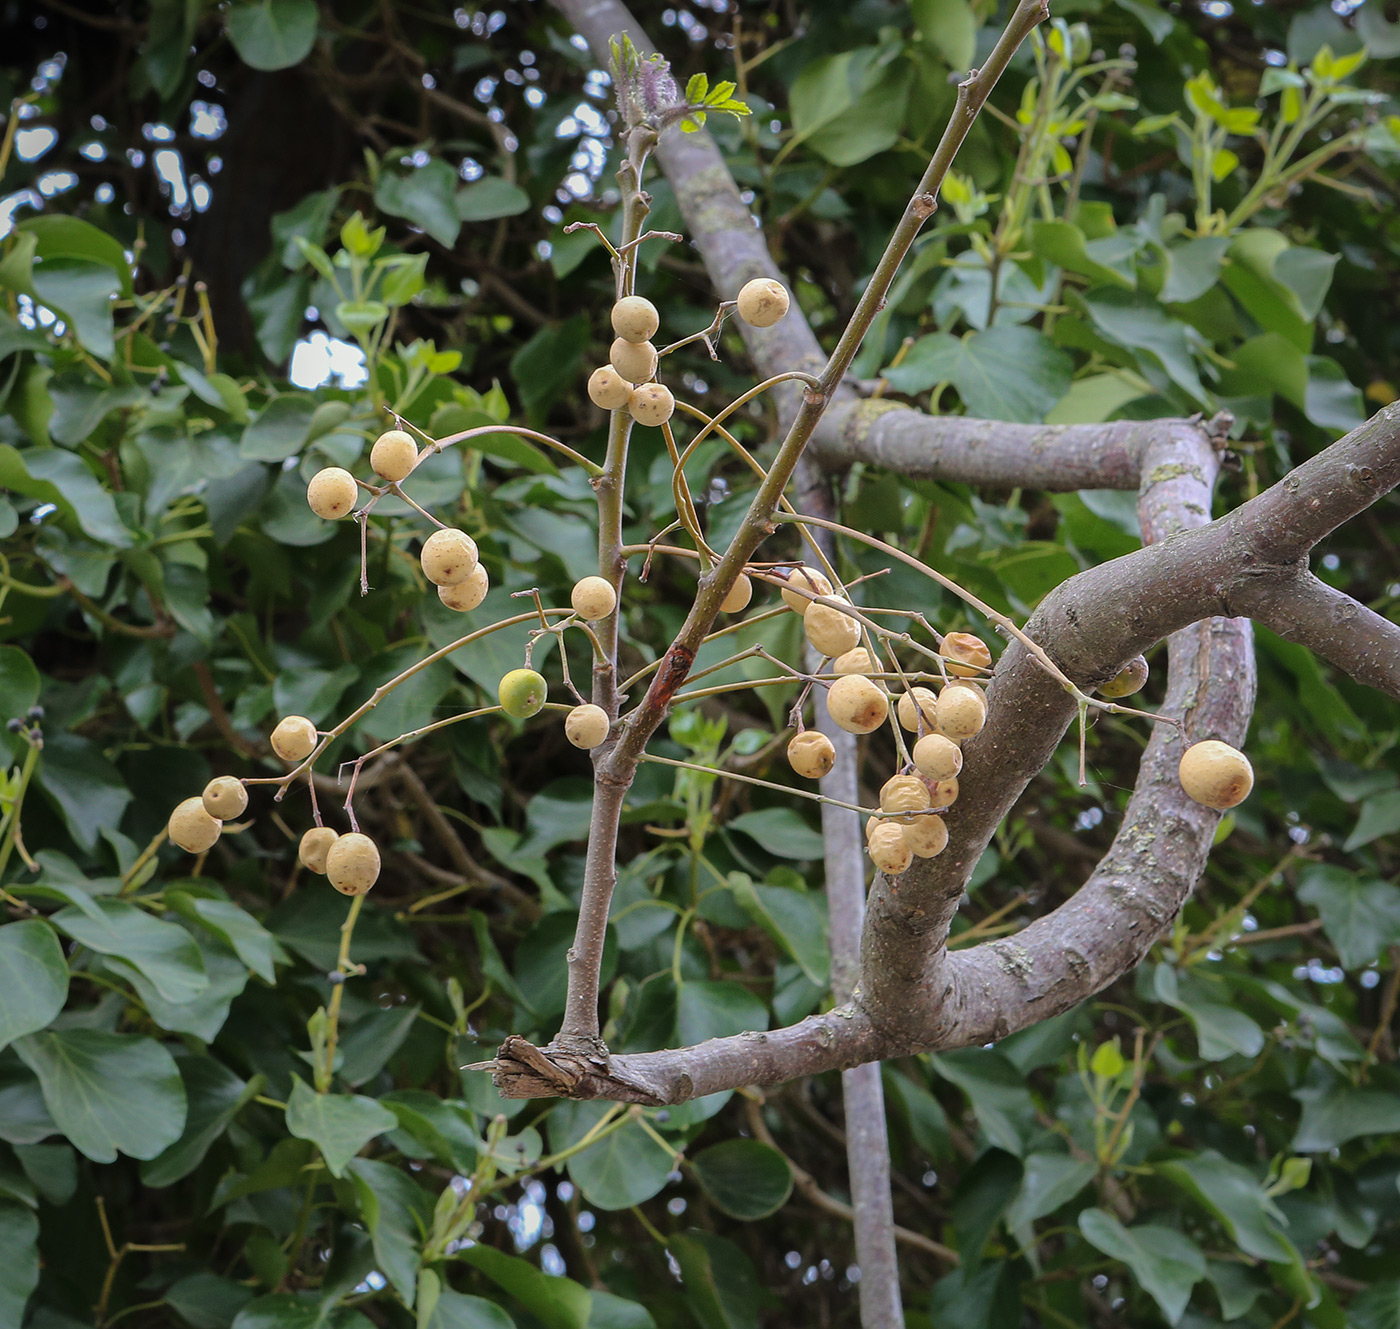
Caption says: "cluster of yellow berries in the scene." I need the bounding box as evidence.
[586,278,790,425]
[768,565,992,874]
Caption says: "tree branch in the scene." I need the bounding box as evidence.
[482,383,1400,1104]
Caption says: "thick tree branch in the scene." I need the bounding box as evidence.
[483,390,1400,1104]
[1233,570,1400,701]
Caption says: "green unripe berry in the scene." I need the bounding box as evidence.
[498,668,548,719]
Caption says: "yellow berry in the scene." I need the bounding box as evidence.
[788,730,836,779]
[611,295,660,343]
[880,774,932,822]
[781,566,833,613]
[720,574,752,614]
[1178,740,1253,810]
[929,777,959,811]
[903,815,948,859]
[943,631,992,678]
[168,797,221,854]
[299,826,338,875]
[587,365,634,411]
[610,337,657,384]
[498,668,548,719]
[420,528,479,586]
[564,703,610,749]
[306,467,358,520]
[803,601,860,659]
[912,733,962,781]
[865,815,890,842]
[201,776,247,820]
[271,715,317,763]
[370,429,419,483]
[438,563,489,612]
[628,383,675,427]
[1099,655,1149,699]
[868,822,912,876]
[896,687,939,733]
[326,832,380,896]
[825,675,889,735]
[833,648,874,676]
[571,576,617,621]
[936,684,986,741]
[736,277,790,328]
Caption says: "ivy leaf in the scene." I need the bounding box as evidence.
[457,1244,592,1329]
[0,445,132,547]
[13,1030,186,1163]
[1297,865,1400,968]
[0,1201,38,1329]
[51,897,208,1005]
[1079,1208,1206,1324]
[285,1076,397,1178]
[347,1158,433,1307]
[0,922,68,1052]
[692,1140,792,1220]
[549,1101,673,1212]
[226,0,319,71]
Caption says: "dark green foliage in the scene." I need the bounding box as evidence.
[0,2,1399,1326]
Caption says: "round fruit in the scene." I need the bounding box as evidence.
[564,703,610,749]
[610,337,657,384]
[571,576,617,622]
[498,668,548,719]
[370,429,419,483]
[720,573,753,614]
[788,730,836,779]
[628,383,675,427]
[868,822,913,876]
[936,684,987,741]
[611,295,660,343]
[896,687,939,733]
[736,277,790,328]
[307,467,359,520]
[880,773,931,821]
[420,528,479,586]
[438,563,489,612]
[865,815,890,842]
[1178,739,1253,810]
[271,715,318,763]
[168,796,221,854]
[903,814,948,859]
[929,777,959,811]
[826,675,889,735]
[1100,654,1149,699]
[781,566,834,613]
[587,364,633,411]
[326,832,380,896]
[803,602,860,659]
[833,647,874,676]
[299,826,339,875]
[943,631,992,678]
[912,733,963,781]
[202,776,247,820]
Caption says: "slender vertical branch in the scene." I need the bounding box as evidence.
[553,0,1052,1050]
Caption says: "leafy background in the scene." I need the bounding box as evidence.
[1,1,1400,1326]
